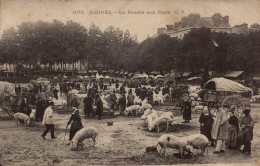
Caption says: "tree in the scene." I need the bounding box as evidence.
[1,27,19,65]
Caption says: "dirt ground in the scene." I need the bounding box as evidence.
[1,102,260,165]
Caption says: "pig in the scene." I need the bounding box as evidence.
[141,108,152,120]
[185,134,209,156]
[134,97,142,105]
[153,96,164,105]
[148,115,174,133]
[139,104,152,114]
[149,111,159,120]
[160,111,173,119]
[124,105,141,116]
[13,113,31,126]
[157,134,193,157]
[70,126,98,151]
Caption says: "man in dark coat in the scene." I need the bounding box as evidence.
[147,88,153,104]
[36,97,44,121]
[95,94,103,120]
[110,90,117,109]
[135,87,141,97]
[127,90,134,107]
[181,96,191,123]
[71,96,80,109]
[53,88,59,100]
[83,94,94,119]
[118,93,126,115]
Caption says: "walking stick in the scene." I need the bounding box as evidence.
[63,126,68,145]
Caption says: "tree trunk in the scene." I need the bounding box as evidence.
[72,61,75,76]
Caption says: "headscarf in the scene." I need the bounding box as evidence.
[72,107,79,115]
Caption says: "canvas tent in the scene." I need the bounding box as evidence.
[224,71,244,78]
[0,81,16,97]
[204,77,252,93]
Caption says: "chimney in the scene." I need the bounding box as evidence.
[166,25,174,31]
[223,16,230,26]
[174,22,182,30]
[157,28,165,34]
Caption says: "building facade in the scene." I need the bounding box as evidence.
[155,13,253,39]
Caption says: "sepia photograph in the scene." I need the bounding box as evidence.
[0,0,259,165]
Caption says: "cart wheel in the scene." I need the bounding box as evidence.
[221,96,244,119]
[0,107,14,120]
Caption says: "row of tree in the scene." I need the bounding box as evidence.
[0,20,138,72]
[138,28,260,74]
[0,20,259,75]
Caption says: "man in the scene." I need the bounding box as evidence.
[36,97,44,121]
[83,94,94,119]
[71,95,80,109]
[17,84,22,94]
[110,90,117,110]
[95,94,103,120]
[211,107,228,153]
[147,88,153,104]
[41,102,57,139]
[53,87,59,100]
[118,93,126,115]
[127,89,134,107]
[181,96,191,123]
[240,109,254,155]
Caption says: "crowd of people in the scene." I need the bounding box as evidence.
[199,106,255,155]
[11,76,255,156]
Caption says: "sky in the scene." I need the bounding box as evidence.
[0,0,259,42]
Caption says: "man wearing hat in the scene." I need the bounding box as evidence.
[95,94,103,120]
[240,109,254,155]
[181,96,191,123]
[41,102,57,139]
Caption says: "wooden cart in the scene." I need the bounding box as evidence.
[198,77,252,119]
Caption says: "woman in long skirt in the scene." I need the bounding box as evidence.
[66,107,83,145]
[227,110,239,149]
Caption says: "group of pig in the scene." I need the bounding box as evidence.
[157,133,209,157]
[13,111,99,151]
[141,108,174,132]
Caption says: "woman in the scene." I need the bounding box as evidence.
[240,109,254,155]
[199,107,214,146]
[212,107,228,154]
[66,107,83,145]
[181,96,191,123]
[227,109,239,149]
